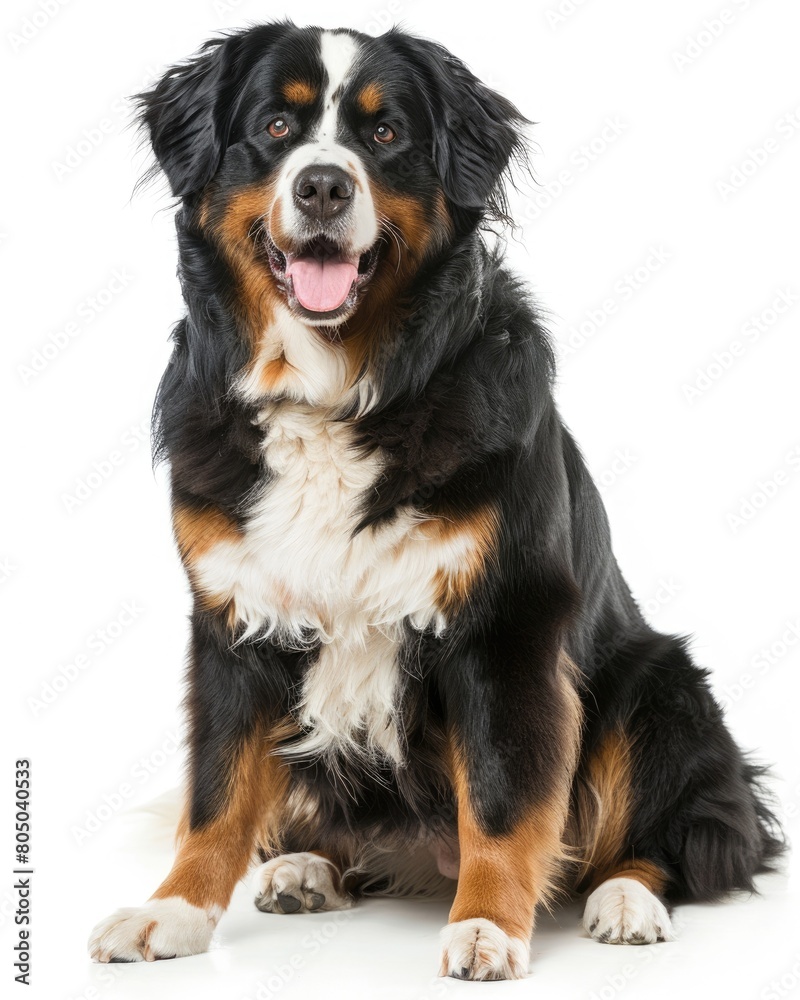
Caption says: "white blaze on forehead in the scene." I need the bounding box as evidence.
[316,31,360,143]
[270,30,378,256]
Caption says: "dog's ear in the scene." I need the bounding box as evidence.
[397,36,529,218]
[136,40,228,199]
[135,37,240,199]
[137,25,295,199]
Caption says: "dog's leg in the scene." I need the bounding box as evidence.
[439,652,582,981]
[88,724,287,962]
[89,611,292,962]
[572,727,673,944]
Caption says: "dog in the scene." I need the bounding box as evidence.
[88,22,783,979]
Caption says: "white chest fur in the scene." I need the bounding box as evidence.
[193,402,487,764]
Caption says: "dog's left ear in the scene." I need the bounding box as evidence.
[395,35,529,216]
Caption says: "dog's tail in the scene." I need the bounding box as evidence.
[125,785,186,849]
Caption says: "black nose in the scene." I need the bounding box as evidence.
[293,165,354,220]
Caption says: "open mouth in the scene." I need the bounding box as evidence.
[265,234,380,326]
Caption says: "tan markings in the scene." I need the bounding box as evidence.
[282,80,317,105]
[266,713,304,747]
[203,182,282,340]
[173,504,241,564]
[342,160,363,192]
[447,661,582,942]
[258,351,296,392]
[139,920,158,961]
[357,81,383,115]
[426,505,500,617]
[371,186,449,263]
[174,797,191,850]
[197,194,211,229]
[199,161,454,401]
[204,174,451,397]
[449,793,569,941]
[337,185,452,383]
[222,599,242,630]
[596,859,668,896]
[569,726,635,893]
[152,724,290,911]
[559,651,586,776]
[168,504,241,618]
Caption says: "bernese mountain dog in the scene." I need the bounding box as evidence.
[88,21,783,980]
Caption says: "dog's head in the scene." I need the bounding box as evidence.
[138,23,526,334]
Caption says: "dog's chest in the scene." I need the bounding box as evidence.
[193,403,476,763]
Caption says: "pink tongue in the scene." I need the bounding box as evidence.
[287,256,358,312]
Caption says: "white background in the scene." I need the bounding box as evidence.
[3,0,799,997]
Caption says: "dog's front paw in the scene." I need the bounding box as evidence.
[88,897,216,962]
[439,918,530,981]
[583,877,673,945]
[254,852,352,914]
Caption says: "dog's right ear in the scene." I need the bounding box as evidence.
[135,38,236,199]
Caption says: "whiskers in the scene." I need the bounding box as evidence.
[379,215,408,274]
[247,213,270,251]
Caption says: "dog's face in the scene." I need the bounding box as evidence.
[139,24,525,333]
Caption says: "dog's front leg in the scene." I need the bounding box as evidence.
[439,646,582,981]
[89,610,292,962]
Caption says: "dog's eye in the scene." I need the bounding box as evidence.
[268,118,290,139]
[373,123,396,144]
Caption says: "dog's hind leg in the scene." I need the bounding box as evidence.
[574,636,784,944]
